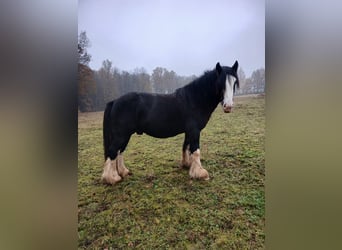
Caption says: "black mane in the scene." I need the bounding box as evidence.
[176,69,222,113]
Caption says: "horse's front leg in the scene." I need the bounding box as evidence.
[188,129,209,180]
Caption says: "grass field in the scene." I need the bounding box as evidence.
[78,95,265,249]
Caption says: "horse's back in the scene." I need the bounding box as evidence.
[108,92,184,137]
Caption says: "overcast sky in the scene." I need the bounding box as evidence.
[78,0,264,77]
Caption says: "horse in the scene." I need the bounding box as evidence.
[101,61,239,185]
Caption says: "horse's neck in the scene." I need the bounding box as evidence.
[181,81,220,115]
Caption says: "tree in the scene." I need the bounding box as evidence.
[242,68,265,94]
[250,68,265,92]
[151,67,195,93]
[78,64,96,112]
[151,67,165,93]
[133,67,152,93]
[98,59,119,103]
[164,70,177,93]
[93,71,106,111]
[78,31,91,66]
[78,31,96,111]
[238,67,247,89]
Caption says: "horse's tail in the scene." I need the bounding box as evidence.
[103,101,114,160]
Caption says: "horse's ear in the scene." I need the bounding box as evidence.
[232,60,238,72]
[216,62,222,74]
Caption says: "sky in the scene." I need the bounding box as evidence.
[78,0,264,77]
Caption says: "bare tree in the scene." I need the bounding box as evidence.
[238,67,246,89]
[98,59,118,103]
[151,67,165,93]
[78,64,96,112]
[250,68,265,92]
[78,31,92,66]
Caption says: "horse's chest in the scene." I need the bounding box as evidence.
[186,113,211,131]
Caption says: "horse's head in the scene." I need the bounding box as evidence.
[215,61,239,113]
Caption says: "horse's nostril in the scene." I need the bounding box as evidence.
[223,105,233,112]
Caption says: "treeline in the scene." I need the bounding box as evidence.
[78,59,197,112]
[92,60,152,111]
[236,68,265,95]
[78,31,265,112]
[77,31,198,112]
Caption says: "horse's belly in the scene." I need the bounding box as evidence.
[143,126,184,138]
[136,96,185,138]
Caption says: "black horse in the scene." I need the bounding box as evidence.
[101,61,239,184]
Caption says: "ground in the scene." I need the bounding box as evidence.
[78,95,265,249]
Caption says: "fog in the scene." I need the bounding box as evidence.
[78,0,264,76]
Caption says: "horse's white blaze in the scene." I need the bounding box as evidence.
[223,74,236,108]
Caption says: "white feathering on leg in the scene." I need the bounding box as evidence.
[117,152,130,177]
[181,145,191,168]
[189,149,209,180]
[101,157,122,185]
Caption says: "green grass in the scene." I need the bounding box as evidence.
[78,95,265,249]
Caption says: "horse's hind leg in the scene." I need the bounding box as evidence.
[117,152,130,178]
[101,134,131,184]
[101,157,122,185]
[113,135,132,178]
[181,134,191,168]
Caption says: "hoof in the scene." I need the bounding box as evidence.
[101,173,122,185]
[101,157,122,185]
[189,165,210,180]
[117,153,130,178]
[189,149,209,180]
[118,167,130,178]
[180,162,191,169]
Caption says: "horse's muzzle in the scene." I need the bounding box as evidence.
[223,106,233,113]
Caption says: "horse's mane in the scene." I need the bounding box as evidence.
[176,69,219,107]
[185,69,216,89]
